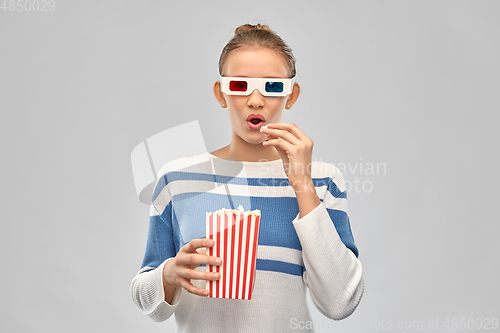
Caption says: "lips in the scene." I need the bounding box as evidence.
[247,114,266,123]
[246,114,266,130]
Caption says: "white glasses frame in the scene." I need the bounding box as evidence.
[220,76,295,97]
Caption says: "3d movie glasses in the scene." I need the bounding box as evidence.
[220,76,295,97]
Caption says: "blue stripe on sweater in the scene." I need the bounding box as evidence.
[326,178,347,199]
[249,196,302,250]
[327,208,358,257]
[198,260,303,277]
[141,210,176,270]
[256,259,303,276]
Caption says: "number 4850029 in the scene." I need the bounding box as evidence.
[1,0,55,11]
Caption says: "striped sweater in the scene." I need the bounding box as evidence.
[130,152,364,332]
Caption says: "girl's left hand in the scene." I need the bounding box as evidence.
[261,123,314,191]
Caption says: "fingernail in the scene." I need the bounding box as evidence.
[213,273,220,279]
[215,258,222,265]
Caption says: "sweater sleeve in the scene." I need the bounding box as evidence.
[130,257,182,321]
[292,167,364,320]
[130,173,182,322]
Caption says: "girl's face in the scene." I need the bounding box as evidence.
[221,47,291,145]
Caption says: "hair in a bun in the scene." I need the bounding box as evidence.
[219,23,296,78]
[234,23,273,35]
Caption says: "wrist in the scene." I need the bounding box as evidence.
[162,259,178,304]
[293,178,321,219]
[162,258,176,286]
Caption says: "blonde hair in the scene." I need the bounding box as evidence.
[218,23,296,78]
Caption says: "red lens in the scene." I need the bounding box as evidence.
[229,80,247,92]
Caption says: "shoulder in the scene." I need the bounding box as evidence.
[151,152,210,201]
[311,160,347,193]
[155,152,209,179]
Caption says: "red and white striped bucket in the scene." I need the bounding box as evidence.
[206,209,261,300]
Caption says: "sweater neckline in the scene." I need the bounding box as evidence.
[207,152,283,165]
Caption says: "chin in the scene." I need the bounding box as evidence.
[245,137,265,145]
[241,132,266,145]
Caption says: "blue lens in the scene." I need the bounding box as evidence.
[265,82,284,93]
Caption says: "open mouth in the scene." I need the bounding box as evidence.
[247,114,265,123]
[246,114,266,130]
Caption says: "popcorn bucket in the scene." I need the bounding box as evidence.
[206,206,261,300]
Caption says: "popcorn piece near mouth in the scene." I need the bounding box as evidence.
[259,124,268,132]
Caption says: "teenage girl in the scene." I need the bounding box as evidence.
[131,23,364,332]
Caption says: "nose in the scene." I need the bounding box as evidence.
[247,88,265,108]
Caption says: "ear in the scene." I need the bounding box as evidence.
[285,82,301,109]
[213,81,227,108]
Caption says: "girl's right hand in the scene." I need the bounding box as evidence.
[162,238,221,297]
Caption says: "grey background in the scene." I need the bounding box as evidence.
[1,0,499,332]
